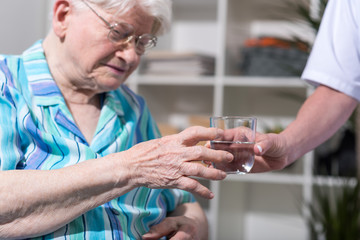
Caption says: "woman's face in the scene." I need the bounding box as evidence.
[62,3,154,93]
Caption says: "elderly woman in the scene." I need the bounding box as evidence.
[0,0,233,239]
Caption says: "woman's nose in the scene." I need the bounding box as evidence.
[114,41,139,63]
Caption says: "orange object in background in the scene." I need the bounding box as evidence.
[244,37,310,52]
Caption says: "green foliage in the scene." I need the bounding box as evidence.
[263,124,284,134]
[288,0,328,33]
[306,179,360,240]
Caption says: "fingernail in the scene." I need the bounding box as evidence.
[257,145,263,153]
[209,192,215,199]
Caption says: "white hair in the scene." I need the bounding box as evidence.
[72,0,172,35]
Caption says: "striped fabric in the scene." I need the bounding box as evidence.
[0,40,195,239]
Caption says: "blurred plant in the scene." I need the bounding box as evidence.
[306,179,360,240]
[287,0,328,33]
[263,124,284,134]
[274,0,328,51]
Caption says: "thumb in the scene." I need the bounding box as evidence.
[254,133,279,156]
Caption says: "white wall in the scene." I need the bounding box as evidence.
[0,0,51,54]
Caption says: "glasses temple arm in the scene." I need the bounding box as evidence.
[81,0,113,29]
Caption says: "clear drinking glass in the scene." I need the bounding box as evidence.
[210,116,257,174]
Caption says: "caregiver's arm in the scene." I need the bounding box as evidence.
[252,85,358,172]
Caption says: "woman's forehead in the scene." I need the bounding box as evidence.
[108,5,154,32]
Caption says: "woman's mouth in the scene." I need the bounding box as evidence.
[106,64,127,75]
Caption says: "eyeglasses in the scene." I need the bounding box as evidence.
[81,0,157,55]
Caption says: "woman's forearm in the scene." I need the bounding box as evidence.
[0,155,133,238]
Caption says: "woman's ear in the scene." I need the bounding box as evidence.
[52,0,71,38]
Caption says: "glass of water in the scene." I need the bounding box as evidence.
[210,116,257,174]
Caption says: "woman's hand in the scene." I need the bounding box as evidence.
[142,216,200,240]
[121,126,233,199]
[142,202,208,240]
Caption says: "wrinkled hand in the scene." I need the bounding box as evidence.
[142,216,200,240]
[124,126,233,199]
[251,132,290,173]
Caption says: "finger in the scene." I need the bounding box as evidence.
[178,126,224,146]
[254,143,263,155]
[142,218,177,240]
[176,176,216,199]
[183,145,233,164]
[169,231,191,240]
[253,133,276,156]
[181,161,226,181]
[250,156,273,173]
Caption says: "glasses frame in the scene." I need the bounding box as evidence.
[81,0,157,55]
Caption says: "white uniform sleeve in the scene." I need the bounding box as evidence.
[301,0,360,101]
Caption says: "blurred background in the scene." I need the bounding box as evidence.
[1,0,358,239]
[0,0,52,54]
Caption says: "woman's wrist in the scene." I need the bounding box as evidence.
[103,152,136,191]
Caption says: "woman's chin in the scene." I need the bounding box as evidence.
[104,80,125,91]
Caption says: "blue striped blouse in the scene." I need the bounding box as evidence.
[0,40,195,239]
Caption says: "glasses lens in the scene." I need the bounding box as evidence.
[108,22,134,43]
[135,34,157,54]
